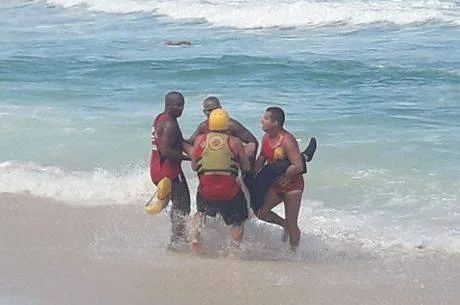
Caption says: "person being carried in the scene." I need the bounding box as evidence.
[248,136,316,215]
[190,108,251,255]
[146,91,193,246]
[255,107,307,251]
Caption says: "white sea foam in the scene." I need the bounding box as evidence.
[42,0,460,28]
[0,160,152,205]
[2,160,458,253]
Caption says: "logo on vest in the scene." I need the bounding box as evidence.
[208,134,225,151]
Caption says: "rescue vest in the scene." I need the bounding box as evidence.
[262,134,286,163]
[197,132,238,176]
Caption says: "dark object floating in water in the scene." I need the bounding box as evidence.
[165,40,192,47]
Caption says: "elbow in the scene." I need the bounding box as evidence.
[296,168,304,176]
[295,164,305,175]
[287,163,304,176]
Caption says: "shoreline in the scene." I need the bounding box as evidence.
[1,193,459,305]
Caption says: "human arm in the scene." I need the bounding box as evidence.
[182,141,192,161]
[184,122,206,146]
[157,120,188,162]
[190,134,205,172]
[229,119,258,158]
[282,134,304,177]
[231,137,250,174]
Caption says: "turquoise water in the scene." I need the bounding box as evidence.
[1,0,459,252]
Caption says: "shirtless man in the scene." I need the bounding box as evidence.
[255,107,306,251]
[149,91,192,245]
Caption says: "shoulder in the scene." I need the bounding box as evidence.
[228,118,239,130]
[283,130,296,140]
[156,112,169,120]
[198,121,208,132]
[154,113,171,131]
[261,133,269,142]
[156,112,174,125]
[281,131,299,147]
[228,118,245,132]
[153,112,163,124]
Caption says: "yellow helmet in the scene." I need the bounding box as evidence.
[144,177,172,215]
[208,108,229,131]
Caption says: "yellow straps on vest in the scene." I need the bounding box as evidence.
[197,132,238,175]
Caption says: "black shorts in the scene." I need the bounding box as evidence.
[196,189,248,226]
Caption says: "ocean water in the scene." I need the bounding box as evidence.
[1,0,459,254]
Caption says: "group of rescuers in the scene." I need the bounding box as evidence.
[146,91,317,255]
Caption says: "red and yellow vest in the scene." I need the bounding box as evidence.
[196,132,239,200]
[196,132,238,176]
[261,133,286,163]
[149,112,181,184]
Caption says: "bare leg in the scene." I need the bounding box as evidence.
[189,212,204,255]
[230,224,244,248]
[256,189,285,229]
[283,190,302,250]
[229,223,245,258]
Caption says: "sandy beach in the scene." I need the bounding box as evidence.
[2,1,459,304]
[1,192,459,305]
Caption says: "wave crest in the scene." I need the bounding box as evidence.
[43,0,460,28]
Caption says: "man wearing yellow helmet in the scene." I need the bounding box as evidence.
[255,106,307,251]
[149,91,193,246]
[186,96,258,168]
[190,108,251,255]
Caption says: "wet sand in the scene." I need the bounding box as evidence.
[1,193,459,305]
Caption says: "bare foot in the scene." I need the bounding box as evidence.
[191,240,203,255]
[228,246,242,259]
